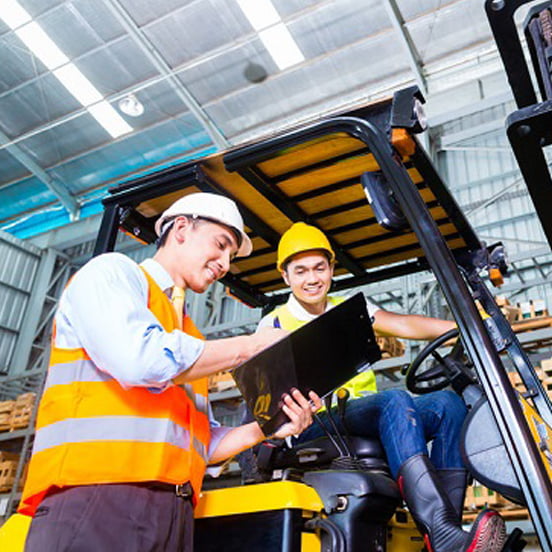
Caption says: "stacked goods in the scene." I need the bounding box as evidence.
[9,393,36,430]
[376,336,405,358]
[0,401,15,432]
[508,366,547,396]
[509,359,552,400]
[517,299,548,320]
[0,450,19,463]
[0,452,24,493]
[0,452,29,492]
[494,296,521,323]
[463,482,528,522]
[208,371,236,393]
[541,358,552,398]
[0,393,36,433]
[0,459,17,492]
[464,482,510,511]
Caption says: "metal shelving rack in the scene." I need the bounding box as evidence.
[0,248,72,522]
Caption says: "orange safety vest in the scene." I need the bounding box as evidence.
[19,266,210,516]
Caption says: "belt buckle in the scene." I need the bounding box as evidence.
[175,483,192,499]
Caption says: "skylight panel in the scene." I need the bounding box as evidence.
[237,0,305,71]
[0,1,132,138]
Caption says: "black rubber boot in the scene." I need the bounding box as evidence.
[437,468,468,522]
[398,455,506,552]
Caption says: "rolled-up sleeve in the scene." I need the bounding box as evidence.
[55,253,205,389]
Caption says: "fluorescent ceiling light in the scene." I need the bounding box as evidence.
[237,0,304,70]
[236,0,280,31]
[0,0,132,139]
[259,23,305,71]
[0,0,31,29]
[17,22,69,70]
[54,64,103,106]
[88,102,133,139]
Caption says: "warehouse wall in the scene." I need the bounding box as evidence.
[434,98,552,312]
[0,231,42,375]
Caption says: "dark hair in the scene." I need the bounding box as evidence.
[156,215,208,249]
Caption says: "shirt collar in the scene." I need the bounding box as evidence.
[140,258,174,292]
[286,293,332,322]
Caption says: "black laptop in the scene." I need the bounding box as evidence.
[232,292,381,435]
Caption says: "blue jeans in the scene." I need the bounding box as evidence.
[295,389,467,479]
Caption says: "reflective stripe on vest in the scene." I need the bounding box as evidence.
[43,360,209,417]
[271,296,377,398]
[19,263,210,516]
[33,416,208,462]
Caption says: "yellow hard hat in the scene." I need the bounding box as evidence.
[277,222,335,271]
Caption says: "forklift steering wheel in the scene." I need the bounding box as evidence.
[404,328,475,394]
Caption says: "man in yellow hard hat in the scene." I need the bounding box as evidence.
[20,194,321,552]
[252,222,507,552]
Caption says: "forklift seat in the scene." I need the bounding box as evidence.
[257,435,390,474]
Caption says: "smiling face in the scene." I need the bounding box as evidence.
[282,250,334,315]
[157,216,239,293]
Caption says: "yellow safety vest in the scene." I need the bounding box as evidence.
[20,266,210,516]
[271,296,377,399]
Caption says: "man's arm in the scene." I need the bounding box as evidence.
[208,389,321,464]
[373,310,456,341]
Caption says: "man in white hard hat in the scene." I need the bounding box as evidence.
[21,193,321,552]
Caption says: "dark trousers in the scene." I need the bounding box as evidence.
[24,483,194,552]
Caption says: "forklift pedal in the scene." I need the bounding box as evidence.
[501,528,527,552]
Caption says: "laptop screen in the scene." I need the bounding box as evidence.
[232,293,381,435]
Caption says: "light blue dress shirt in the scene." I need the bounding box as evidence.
[53,252,231,459]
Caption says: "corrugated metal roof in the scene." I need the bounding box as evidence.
[0,0,521,239]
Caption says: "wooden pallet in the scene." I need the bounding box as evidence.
[0,451,19,463]
[0,393,36,433]
[0,460,18,492]
[511,315,552,334]
[464,484,510,510]
[463,507,529,523]
[208,371,236,393]
[0,401,15,432]
[9,393,36,431]
[377,336,405,358]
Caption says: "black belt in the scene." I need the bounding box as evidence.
[136,481,194,499]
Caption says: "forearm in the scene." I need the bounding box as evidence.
[208,389,322,464]
[373,311,456,341]
[174,326,286,383]
[174,335,258,383]
[208,422,265,465]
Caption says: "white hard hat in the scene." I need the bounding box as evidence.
[154,192,252,257]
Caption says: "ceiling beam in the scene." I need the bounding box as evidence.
[382,0,427,96]
[28,213,101,250]
[104,0,229,150]
[0,128,79,218]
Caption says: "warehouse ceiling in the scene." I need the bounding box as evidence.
[0,0,529,240]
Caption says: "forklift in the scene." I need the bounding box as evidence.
[89,79,551,550]
[2,1,552,550]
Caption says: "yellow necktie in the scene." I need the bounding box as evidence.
[171,286,186,329]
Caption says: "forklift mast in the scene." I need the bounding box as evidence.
[485,0,552,250]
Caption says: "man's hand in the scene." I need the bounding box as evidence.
[271,388,322,440]
[251,326,289,354]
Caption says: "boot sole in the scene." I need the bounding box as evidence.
[466,509,507,552]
